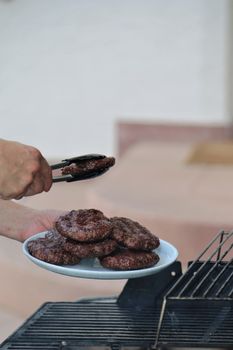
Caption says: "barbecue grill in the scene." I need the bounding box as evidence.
[0,230,232,350]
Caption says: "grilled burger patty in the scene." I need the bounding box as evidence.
[55,209,113,242]
[99,249,160,270]
[110,217,160,251]
[27,231,80,265]
[62,238,118,258]
[61,157,115,176]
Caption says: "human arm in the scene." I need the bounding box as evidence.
[0,139,52,200]
[0,199,65,242]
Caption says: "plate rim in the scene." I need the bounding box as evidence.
[23,231,178,280]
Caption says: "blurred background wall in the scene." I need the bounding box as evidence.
[0,0,232,158]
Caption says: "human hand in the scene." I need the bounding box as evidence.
[0,139,52,200]
[18,208,67,242]
[0,199,67,241]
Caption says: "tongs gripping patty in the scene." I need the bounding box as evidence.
[51,154,114,183]
[51,154,106,170]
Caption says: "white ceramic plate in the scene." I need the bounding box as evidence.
[23,231,178,280]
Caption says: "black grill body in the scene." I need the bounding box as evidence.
[1,231,232,350]
[1,298,233,350]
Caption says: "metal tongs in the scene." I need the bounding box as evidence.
[51,154,108,183]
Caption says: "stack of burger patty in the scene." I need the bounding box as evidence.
[28,209,160,270]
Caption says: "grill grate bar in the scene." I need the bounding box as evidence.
[228,283,233,297]
[28,321,156,326]
[21,326,159,334]
[159,334,233,340]
[38,314,155,318]
[7,346,58,349]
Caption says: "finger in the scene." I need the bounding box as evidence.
[0,176,33,200]
[24,173,45,197]
[40,157,52,192]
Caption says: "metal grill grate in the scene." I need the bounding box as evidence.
[2,298,233,350]
[0,300,161,350]
[167,230,233,299]
[158,300,233,347]
[155,230,233,349]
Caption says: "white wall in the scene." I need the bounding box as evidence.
[0,0,231,158]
